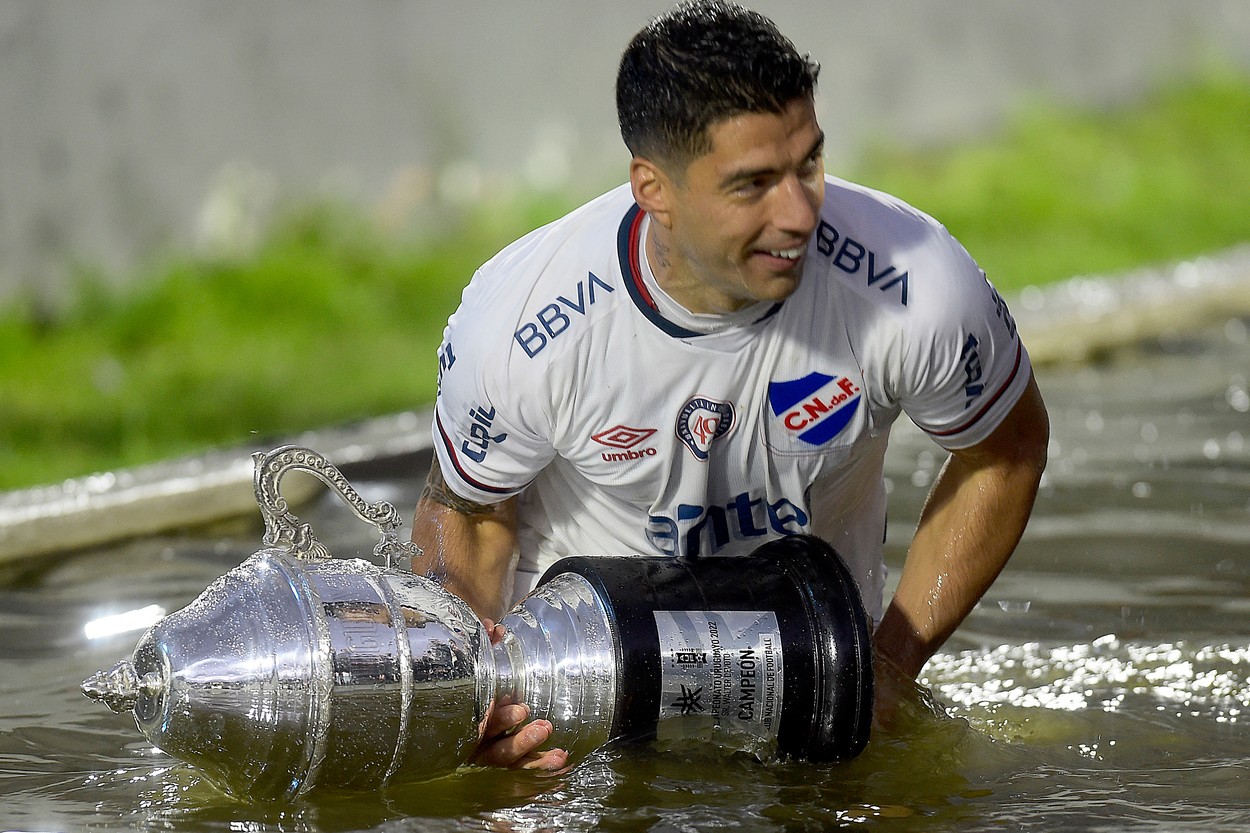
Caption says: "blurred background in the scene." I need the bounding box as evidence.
[5,0,1250,304]
[2,1,1250,494]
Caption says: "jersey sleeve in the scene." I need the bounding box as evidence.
[430,274,558,505]
[894,231,1032,450]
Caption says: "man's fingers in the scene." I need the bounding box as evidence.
[481,618,508,646]
[471,719,568,769]
[483,702,530,738]
[515,747,571,772]
[473,696,571,771]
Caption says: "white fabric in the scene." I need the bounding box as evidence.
[432,178,1032,620]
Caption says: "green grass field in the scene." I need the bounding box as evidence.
[2,72,1249,490]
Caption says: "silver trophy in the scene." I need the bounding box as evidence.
[83,446,872,801]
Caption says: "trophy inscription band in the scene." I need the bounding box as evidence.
[654,610,785,750]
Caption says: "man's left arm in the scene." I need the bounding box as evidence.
[874,370,1049,682]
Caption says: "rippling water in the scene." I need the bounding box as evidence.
[3,312,1249,831]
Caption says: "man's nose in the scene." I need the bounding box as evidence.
[772,174,821,236]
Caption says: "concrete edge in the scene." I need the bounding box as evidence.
[0,411,433,565]
[2,244,1248,566]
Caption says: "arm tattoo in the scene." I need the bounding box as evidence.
[420,456,500,518]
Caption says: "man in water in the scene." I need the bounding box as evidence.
[412,0,1048,769]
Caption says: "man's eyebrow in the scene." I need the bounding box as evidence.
[720,131,826,189]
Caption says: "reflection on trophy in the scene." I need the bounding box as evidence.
[82,446,873,801]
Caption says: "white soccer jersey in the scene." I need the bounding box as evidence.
[431,178,1031,620]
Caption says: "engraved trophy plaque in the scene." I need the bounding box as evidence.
[83,446,872,801]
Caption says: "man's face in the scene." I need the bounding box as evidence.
[651,97,825,314]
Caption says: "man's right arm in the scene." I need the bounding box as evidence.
[410,456,569,771]
[410,455,519,623]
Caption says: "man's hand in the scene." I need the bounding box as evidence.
[468,620,570,772]
[410,462,566,769]
[469,704,570,770]
[871,639,947,733]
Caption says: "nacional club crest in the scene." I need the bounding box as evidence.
[676,396,736,461]
[768,372,861,447]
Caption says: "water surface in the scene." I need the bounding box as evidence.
[3,317,1248,831]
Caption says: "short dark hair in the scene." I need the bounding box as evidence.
[616,0,820,167]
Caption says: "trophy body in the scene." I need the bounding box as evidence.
[83,447,871,801]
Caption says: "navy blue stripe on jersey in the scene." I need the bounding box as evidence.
[617,203,784,337]
[434,410,521,497]
[927,340,1024,440]
[617,204,702,339]
[754,303,783,325]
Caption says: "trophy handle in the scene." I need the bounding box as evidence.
[252,445,420,569]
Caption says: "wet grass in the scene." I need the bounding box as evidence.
[2,72,1249,490]
[0,197,574,490]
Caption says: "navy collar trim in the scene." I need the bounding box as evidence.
[616,203,781,338]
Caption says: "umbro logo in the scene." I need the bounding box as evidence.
[592,425,656,449]
[592,425,658,463]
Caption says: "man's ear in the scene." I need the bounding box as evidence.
[629,157,674,230]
